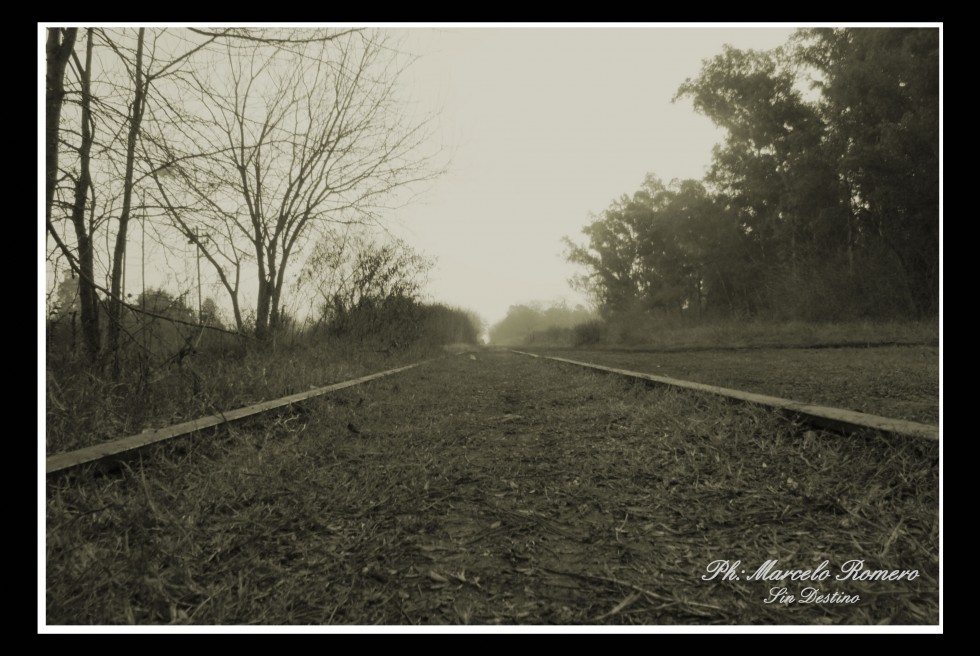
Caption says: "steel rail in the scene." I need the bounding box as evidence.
[509,350,939,441]
[46,359,435,476]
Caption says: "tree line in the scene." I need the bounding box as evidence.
[565,28,939,323]
[488,302,595,346]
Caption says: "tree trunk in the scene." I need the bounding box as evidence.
[45,28,77,224]
[69,29,101,362]
[268,260,289,334]
[255,276,272,340]
[229,265,244,332]
[108,28,146,376]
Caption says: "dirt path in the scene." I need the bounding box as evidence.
[46,351,939,625]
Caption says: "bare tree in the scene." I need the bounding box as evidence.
[46,27,220,369]
[45,28,77,225]
[103,28,147,371]
[152,29,441,339]
[102,29,221,371]
[46,26,440,377]
[66,29,101,360]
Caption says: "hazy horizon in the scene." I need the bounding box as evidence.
[389,26,796,328]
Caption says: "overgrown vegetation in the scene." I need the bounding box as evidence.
[564,28,938,325]
[47,353,938,625]
[529,345,939,424]
[45,23,476,461]
[488,299,937,352]
[561,318,938,350]
[46,239,481,455]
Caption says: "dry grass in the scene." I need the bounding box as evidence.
[531,346,939,424]
[46,352,938,626]
[45,336,437,455]
[529,319,939,351]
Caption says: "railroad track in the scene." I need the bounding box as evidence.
[45,349,938,479]
[509,349,938,441]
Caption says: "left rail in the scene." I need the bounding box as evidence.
[46,359,433,476]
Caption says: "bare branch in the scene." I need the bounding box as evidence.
[186,27,362,45]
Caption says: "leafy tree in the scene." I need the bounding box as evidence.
[797,28,939,315]
[565,176,744,320]
[675,45,846,275]
[621,28,940,320]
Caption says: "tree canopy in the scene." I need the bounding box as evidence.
[566,28,939,322]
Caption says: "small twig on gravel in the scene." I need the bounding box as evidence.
[481,502,580,540]
[325,586,351,624]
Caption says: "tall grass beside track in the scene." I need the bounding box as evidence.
[518,319,941,424]
[45,334,440,455]
[526,319,940,351]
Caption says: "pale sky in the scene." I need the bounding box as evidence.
[386,27,797,328]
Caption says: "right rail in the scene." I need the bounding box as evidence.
[509,350,939,441]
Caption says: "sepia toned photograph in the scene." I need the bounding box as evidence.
[41,23,941,631]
